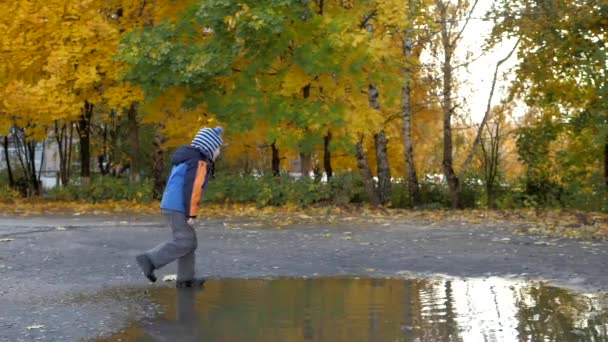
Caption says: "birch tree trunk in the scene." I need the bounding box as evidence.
[364,19,390,205]
[367,84,391,205]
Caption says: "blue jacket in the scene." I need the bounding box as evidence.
[160,146,211,218]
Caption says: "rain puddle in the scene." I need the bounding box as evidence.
[99,277,608,341]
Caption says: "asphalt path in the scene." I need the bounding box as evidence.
[1,215,607,341]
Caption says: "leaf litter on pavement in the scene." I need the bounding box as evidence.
[0,200,607,240]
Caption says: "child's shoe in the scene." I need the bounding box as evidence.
[176,278,206,288]
[136,254,157,283]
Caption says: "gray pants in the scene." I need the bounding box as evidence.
[146,210,198,281]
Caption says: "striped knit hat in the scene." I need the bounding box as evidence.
[191,126,223,158]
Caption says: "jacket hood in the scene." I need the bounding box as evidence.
[172,146,205,165]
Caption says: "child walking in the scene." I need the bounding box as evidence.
[136,126,224,287]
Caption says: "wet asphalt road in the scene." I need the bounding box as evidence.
[1,215,607,341]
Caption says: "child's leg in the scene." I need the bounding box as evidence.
[146,210,197,270]
[177,250,195,281]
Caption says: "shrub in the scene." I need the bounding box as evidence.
[326,173,367,204]
[460,178,484,208]
[0,185,21,203]
[203,173,366,207]
[418,181,450,209]
[560,172,606,212]
[390,177,484,209]
[46,176,154,203]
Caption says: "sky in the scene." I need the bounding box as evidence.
[442,0,521,123]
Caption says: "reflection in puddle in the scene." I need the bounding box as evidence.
[100,278,608,341]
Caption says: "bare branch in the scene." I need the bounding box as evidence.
[454,50,487,70]
[359,10,377,29]
[458,38,520,179]
[452,0,480,46]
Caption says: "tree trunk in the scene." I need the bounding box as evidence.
[489,121,501,209]
[313,159,322,181]
[54,121,75,186]
[13,127,40,196]
[36,140,47,191]
[54,122,66,185]
[2,136,14,187]
[323,132,333,180]
[367,83,389,205]
[97,123,110,176]
[443,281,459,339]
[67,123,74,185]
[78,102,93,183]
[127,102,141,183]
[486,184,495,209]
[605,139,608,190]
[374,130,392,205]
[356,136,380,206]
[298,83,313,179]
[363,11,387,204]
[300,152,312,179]
[26,140,40,196]
[402,20,422,206]
[152,123,166,199]
[97,155,105,176]
[481,120,501,209]
[438,2,461,209]
[271,141,280,176]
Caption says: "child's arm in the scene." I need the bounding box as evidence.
[182,160,208,219]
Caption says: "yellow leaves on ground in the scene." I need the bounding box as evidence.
[0,200,159,217]
[1,200,606,241]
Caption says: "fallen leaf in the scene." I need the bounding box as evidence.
[26,325,46,330]
[162,274,177,282]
